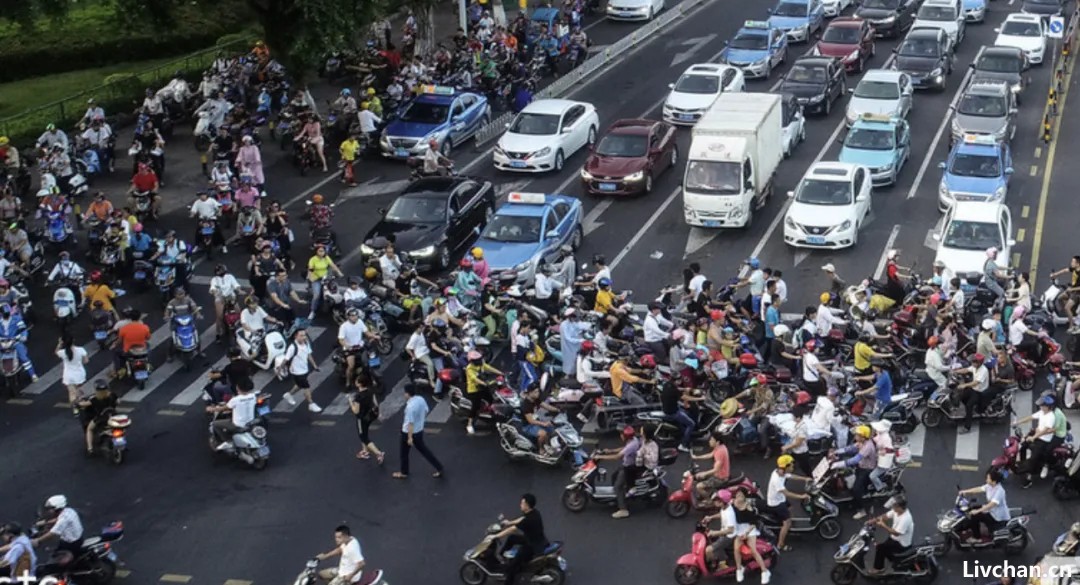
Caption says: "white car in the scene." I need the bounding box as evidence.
[781,93,807,157]
[783,162,873,249]
[913,0,966,46]
[822,0,853,17]
[995,14,1047,65]
[662,64,746,125]
[493,99,599,173]
[933,201,1015,279]
[845,69,913,126]
[607,0,665,20]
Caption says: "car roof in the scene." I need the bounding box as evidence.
[401,177,473,195]
[607,118,656,135]
[805,162,859,180]
[794,56,835,67]
[682,63,731,76]
[414,93,457,105]
[737,26,771,36]
[828,17,865,27]
[979,45,1023,58]
[953,140,1001,157]
[964,80,1009,96]
[1003,12,1042,22]
[498,194,576,217]
[948,201,1005,222]
[522,99,584,114]
[851,117,899,130]
[922,0,957,6]
[905,28,943,40]
[860,69,904,83]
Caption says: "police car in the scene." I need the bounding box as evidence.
[474,192,584,286]
[838,114,911,186]
[380,85,490,159]
[719,21,789,79]
[937,133,1013,212]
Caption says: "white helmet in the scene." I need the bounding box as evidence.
[773,324,790,337]
[986,247,999,258]
[981,318,996,331]
[45,495,67,509]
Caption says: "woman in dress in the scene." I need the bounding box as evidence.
[56,334,88,412]
[235,135,265,188]
[349,373,384,464]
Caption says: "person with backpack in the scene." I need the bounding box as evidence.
[280,328,322,413]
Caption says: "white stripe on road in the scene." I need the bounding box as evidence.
[873,225,901,280]
[954,423,980,461]
[120,325,217,403]
[27,323,174,395]
[905,424,925,459]
[323,392,353,416]
[610,185,681,270]
[906,67,974,200]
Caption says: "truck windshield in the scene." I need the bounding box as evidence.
[685,161,741,195]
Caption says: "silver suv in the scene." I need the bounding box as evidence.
[949,80,1017,145]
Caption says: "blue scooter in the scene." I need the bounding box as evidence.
[170,313,201,371]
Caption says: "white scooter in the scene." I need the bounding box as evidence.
[1038,277,1072,327]
[52,279,82,332]
[235,321,293,370]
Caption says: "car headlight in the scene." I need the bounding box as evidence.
[360,244,375,255]
[796,24,809,34]
[531,147,551,158]
[512,259,534,273]
[411,245,436,257]
[785,216,797,229]
[879,15,896,23]
[581,169,593,180]
[990,186,1006,201]
[494,144,506,156]
[808,94,825,103]
[845,50,859,62]
[839,219,852,231]
[625,171,645,181]
[930,68,943,77]
[663,101,674,111]
[754,57,769,67]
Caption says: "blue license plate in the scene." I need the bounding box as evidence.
[394,148,408,158]
[134,271,145,280]
[112,437,126,447]
[703,220,720,227]
[257,405,271,416]
[510,160,527,168]
[369,356,381,368]
[598,183,617,191]
[807,236,827,245]
[94,331,107,340]
[677,114,695,121]
[134,370,149,380]
[201,227,214,234]
[257,445,270,457]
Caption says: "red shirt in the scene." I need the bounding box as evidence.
[118,322,150,352]
[132,172,158,192]
[886,262,899,281]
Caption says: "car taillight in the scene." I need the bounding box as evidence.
[111,429,124,438]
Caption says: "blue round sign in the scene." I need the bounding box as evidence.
[1050,19,1064,33]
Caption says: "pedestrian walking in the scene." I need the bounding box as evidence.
[281,328,322,413]
[56,334,88,414]
[393,383,443,479]
[349,375,384,464]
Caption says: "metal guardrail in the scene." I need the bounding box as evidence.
[0,38,252,146]
[474,0,711,145]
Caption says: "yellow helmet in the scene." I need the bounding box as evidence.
[364,267,378,280]
[312,194,324,204]
[854,425,871,439]
[471,247,483,259]
[776,454,794,469]
[360,101,369,110]
[0,136,8,146]
[366,87,376,96]
[819,292,831,304]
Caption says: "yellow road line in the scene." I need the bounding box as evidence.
[1035,147,1043,159]
[1017,228,1026,243]
[6,398,31,405]
[1030,165,1039,176]
[951,464,980,472]
[1012,253,1022,268]
[905,461,923,468]
[223,580,253,585]
[1031,45,1078,283]
[1022,205,1031,219]
[159,576,192,584]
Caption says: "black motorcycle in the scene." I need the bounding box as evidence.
[458,518,567,585]
[34,520,124,584]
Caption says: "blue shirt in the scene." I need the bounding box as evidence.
[3,534,35,575]
[402,395,429,433]
[764,306,780,339]
[874,370,893,404]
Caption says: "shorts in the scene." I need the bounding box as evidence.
[292,373,310,389]
[521,424,541,439]
[698,476,727,493]
[766,502,791,521]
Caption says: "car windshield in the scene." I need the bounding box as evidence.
[730,33,769,50]
[481,215,542,243]
[399,102,449,124]
[822,26,860,43]
[685,161,742,195]
[674,74,720,94]
[917,5,956,20]
[796,179,853,205]
[862,0,899,8]
[957,93,1007,116]
[854,80,901,99]
[899,38,940,57]
[774,1,808,16]
[1026,0,1058,5]
[787,64,828,84]
[942,220,1001,250]
[1001,21,1041,35]
[384,196,447,223]
[508,113,560,135]
[976,54,1021,72]
[595,133,648,157]
[845,128,894,150]
[949,153,1001,177]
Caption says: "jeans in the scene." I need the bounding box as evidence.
[664,409,695,448]
[308,279,323,316]
[871,399,887,421]
[518,360,538,392]
[432,356,445,395]
[869,466,888,491]
[10,342,35,376]
[399,430,443,475]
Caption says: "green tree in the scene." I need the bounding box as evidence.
[0,0,76,30]
[401,0,441,55]
[247,0,386,77]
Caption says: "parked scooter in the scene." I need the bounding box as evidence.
[829,523,939,584]
[207,392,271,469]
[458,518,567,585]
[561,451,673,513]
[673,521,779,585]
[934,489,1035,555]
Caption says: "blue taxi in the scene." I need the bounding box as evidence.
[475,192,584,286]
[768,0,825,43]
[937,133,1013,212]
[838,113,911,186]
[720,21,789,79]
[380,85,491,160]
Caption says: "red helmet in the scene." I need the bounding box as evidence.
[972,353,986,363]
[639,354,657,369]
[89,270,103,283]
[795,391,812,406]
[739,353,758,368]
[1050,353,1066,367]
[754,373,768,386]
[621,425,636,439]
[459,258,473,268]
[710,309,724,321]
[927,336,939,348]
[581,340,595,353]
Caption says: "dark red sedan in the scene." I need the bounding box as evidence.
[812,17,876,73]
[580,119,678,196]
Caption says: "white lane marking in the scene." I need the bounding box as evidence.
[28,323,175,395]
[905,424,926,458]
[954,423,980,461]
[120,324,218,403]
[611,185,682,269]
[322,392,353,416]
[583,199,614,236]
[873,224,902,280]
[906,67,974,200]
[171,355,229,406]
[273,352,337,413]
[672,34,719,67]
[685,227,721,258]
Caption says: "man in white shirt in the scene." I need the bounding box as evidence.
[869,496,914,574]
[1016,396,1058,488]
[339,309,375,387]
[378,246,402,289]
[701,489,738,569]
[206,384,257,449]
[687,262,707,297]
[773,270,788,304]
[643,302,672,357]
[240,299,277,335]
[83,99,105,124]
[31,496,83,554]
[190,191,225,254]
[533,264,562,317]
[956,353,990,433]
[406,323,435,387]
[357,104,382,142]
[815,296,847,336]
[316,525,369,585]
[923,337,949,392]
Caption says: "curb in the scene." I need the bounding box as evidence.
[473,0,716,146]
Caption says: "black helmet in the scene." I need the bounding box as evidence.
[0,522,22,537]
[592,254,606,265]
[94,379,109,391]
[214,264,227,276]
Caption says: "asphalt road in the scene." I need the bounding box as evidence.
[4,0,1080,583]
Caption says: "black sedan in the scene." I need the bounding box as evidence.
[1021,0,1063,18]
[855,0,918,38]
[893,28,954,90]
[780,57,848,116]
[361,176,496,271]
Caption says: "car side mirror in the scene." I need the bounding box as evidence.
[1005,167,1014,175]
[786,190,795,198]
[931,232,941,241]
[377,207,387,216]
[546,230,559,240]
[1009,108,1018,114]
[767,7,774,13]
[668,83,675,89]
[937,162,946,169]
[723,40,729,46]
[993,27,1001,33]
[561,127,572,134]
[856,194,868,202]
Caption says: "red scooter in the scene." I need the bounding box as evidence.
[674,522,778,584]
[991,424,1076,480]
[666,462,761,518]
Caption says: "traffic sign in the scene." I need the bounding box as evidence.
[1049,16,1065,39]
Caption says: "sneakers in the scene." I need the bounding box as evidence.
[761,569,771,584]
[308,403,322,413]
[215,442,230,451]
[736,567,745,583]
[31,375,39,383]
[307,312,316,321]
[853,511,867,520]
[611,510,629,519]
[1040,466,1049,479]
[221,245,228,254]
[677,445,690,453]
[467,424,475,435]
[283,393,297,406]
[1022,478,1034,489]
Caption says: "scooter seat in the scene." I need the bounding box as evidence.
[890,393,910,403]
[81,536,102,547]
[51,550,75,566]
[892,547,920,561]
[107,415,131,428]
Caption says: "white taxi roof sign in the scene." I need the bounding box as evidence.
[962,133,997,145]
[860,113,896,123]
[744,20,770,29]
[420,85,456,96]
[507,192,547,204]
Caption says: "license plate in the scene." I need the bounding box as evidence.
[598,183,617,191]
[112,437,126,447]
[807,236,827,245]
[94,331,107,340]
[201,227,214,235]
[394,148,408,158]
[107,550,117,562]
[134,370,149,380]
[839,544,850,554]
[509,160,527,168]
[703,220,720,227]
[677,114,695,121]
[257,445,270,457]
[369,356,381,368]
[257,405,271,416]
[134,271,145,280]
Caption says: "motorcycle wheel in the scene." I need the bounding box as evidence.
[1053,477,1076,500]
[90,558,117,585]
[1018,373,1035,391]
[665,499,690,519]
[921,408,943,428]
[458,562,487,585]
[561,487,587,513]
[817,517,842,540]
[111,447,125,465]
[830,564,857,585]
[376,337,393,356]
[673,564,702,585]
[1004,527,1029,554]
[533,566,565,585]
[914,561,939,584]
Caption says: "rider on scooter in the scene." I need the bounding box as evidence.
[0,304,36,381]
[422,138,452,177]
[521,384,560,453]
[701,489,738,570]
[691,431,730,500]
[77,379,118,455]
[492,494,549,585]
[47,251,85,305]
[593,425,642,519]
[866,496,914,575]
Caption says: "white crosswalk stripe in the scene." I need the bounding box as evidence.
[121,325,218,403]
[26,324,175,395]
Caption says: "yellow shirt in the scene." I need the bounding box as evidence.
[609,361,643,399]
[308,256,332,280]
[466,363,499,394]
[854,342,874,371]
[83,284,116,311]
[594,289,616,314]
[339,139,359,162]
